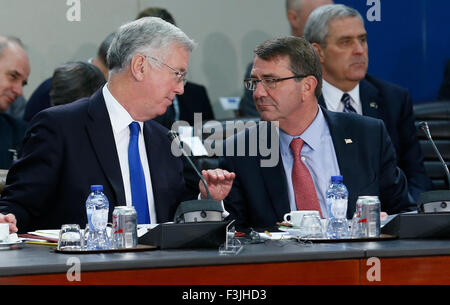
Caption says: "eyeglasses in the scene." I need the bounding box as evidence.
[244,75,309,91]
[146,56,187,85]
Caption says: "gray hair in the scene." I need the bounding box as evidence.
[304,4,363,46]
[107,17,196,74]
[0,36,24,58]
[254,36,323,98]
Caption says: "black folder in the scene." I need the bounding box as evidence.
[138,221,229,249]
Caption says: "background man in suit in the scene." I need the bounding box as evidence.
[0,36,30,169]
[304,4,432,203]
[0,17,234,233]
[223,36,412,231]
[239,0,333,117]
[22,32,115,122]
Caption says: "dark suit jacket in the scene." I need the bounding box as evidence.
[0,89,188,232]
[154,81,214,128]
[0,113,27,169]
[23,77,52,122]
[318,74,432,202]
[221,107,413,231]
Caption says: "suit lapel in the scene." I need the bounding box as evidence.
[260,159,290,221]
[321,108,359,217]
[318,95,327,109]
[142,122,170,222]
[360,78,381,119]
[86,90,126,205]
[259,122,290,220]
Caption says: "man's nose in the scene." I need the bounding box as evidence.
[174,81,185,95]
[11,82,23,97]
[353,40,366,55]
[253,81,268,99]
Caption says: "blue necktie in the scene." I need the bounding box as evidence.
[128,122,150,224]
[341,93,357,113]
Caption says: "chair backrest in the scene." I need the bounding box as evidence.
[0,169,8,195]
[414,101,450,190]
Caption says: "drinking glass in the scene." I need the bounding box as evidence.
[58,224,84,250]
[300,215,324,239]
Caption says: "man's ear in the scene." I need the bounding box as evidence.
[311,42,325,64]
[302,75,318,98]
[130,54,146,81]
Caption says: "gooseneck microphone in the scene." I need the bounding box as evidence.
[416,121,450,213]
[167,130,212,199]
[167,130,223,223]
[419,121,450,188]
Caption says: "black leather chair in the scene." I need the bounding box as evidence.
[414,101,450,190]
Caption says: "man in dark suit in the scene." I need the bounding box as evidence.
[23,32,115,122]
[0,36,30,169]
[0,17,234,233]
[304,4,432,203]
[222,36,412,231]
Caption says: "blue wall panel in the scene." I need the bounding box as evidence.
[335,0,450,103]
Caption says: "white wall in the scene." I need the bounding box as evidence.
[0,0,289,119]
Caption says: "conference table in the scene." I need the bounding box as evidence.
[2,236,450,285]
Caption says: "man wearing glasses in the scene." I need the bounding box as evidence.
[222,36,413,231]
[0,17,234,233]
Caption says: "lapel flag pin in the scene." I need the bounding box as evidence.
[369,102,378,109]
[345,139,353,144]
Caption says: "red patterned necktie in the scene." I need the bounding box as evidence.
[290,138,322,218]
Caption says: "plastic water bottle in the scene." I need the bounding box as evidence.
[85,185,110,250]
[326,176,349,239]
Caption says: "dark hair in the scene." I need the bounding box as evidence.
[50,62,106,106]
[136,7,176,25]
[254,36,323,98]
[97,32,116,67]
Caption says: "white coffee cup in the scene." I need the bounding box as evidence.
[283,210,320,227]
[0,223,10,242]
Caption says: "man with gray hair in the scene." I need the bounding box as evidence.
[304,4,432,203]
[0,36,30,169]
[0,17,234,233]
[223,36,412,231]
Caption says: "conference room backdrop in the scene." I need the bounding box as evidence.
[0,0,447,119]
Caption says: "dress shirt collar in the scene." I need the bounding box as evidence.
[103,84,144,133]
[321,79,360,112]
[279,105,325,155]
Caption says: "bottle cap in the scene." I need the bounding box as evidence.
[91,185,103,192]
[331,176,343,183]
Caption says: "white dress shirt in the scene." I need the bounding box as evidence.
[321,79,362,115]
[102,84,157,224]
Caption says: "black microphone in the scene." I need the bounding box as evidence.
[419,121,450,188]
[417,121,450,213]
[167,130,223,223]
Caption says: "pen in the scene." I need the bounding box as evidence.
[25,241,57,246]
